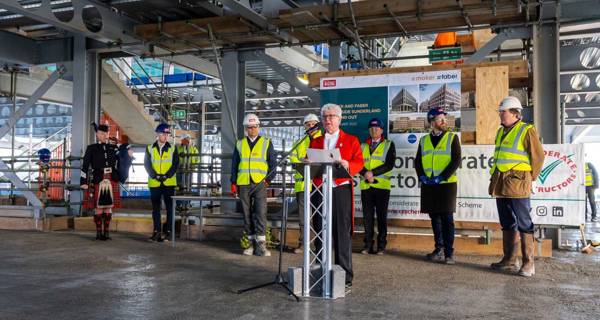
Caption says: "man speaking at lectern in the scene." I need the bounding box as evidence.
[310,103,364,288]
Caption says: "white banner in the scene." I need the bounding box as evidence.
[354,144,586,226]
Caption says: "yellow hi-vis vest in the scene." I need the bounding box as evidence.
[489,121,533,174]
[177,144,199,169]
[585,163,593,187]
[147,144,177,188]
[290,132,322,193]
[360,139,393,190]
[236,136,270,185]
[420,132,457,184]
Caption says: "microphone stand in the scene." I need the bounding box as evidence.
[236,127,319,302]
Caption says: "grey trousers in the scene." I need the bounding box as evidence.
[239,182,268,237]
[296,191,305,244]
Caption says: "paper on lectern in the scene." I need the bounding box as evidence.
[306,148,341,163]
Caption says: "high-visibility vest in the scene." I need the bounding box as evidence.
[290,132,322,193]
[490,121,533,174]
[420,132,457,184]
[585,163,593,187]
[236,136,270,186]
[177,145,199,169]
[360,139,393,190]
[147,144,177,188]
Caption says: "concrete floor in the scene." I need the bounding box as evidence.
[1,229,599,320]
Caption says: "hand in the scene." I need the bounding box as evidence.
[231,183,237,195]
[157,175,166,182]
[419,176,430,185]
[80,184,88,190]
[431,176,442,185]
[364,171,374,182]
[531,180,538,194]
[337,159,349,170]
[264,181,269,187]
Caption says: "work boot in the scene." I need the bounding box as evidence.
[426,248,444,262]
[103,230,111,241]
[163,231,171,242]
[491,230,520,271]
[96,231,104,241]
[518,232,535,277]
[149,231,163,242]
[255,239,271,257]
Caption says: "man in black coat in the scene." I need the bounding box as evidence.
[415,107,462,264]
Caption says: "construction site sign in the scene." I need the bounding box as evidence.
[171,109,186,120]
[428,47,462,63]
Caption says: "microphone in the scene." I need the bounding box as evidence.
[305,122,322,135]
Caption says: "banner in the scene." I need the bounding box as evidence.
[354,144,586,226]
[320,70,461,142]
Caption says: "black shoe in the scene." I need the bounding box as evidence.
[149,231,161,242]
[103,231,111,240]
[96,231,104,241]
[426,248,444,262]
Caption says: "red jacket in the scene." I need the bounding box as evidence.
[310,129,364,232]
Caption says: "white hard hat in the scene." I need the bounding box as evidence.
[303,113,319,124]
[499,96,523,111]
[243,113,260,126]
[181,133,191,139]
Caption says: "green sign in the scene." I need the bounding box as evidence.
[428,47,462,63]
[171,110,186,120]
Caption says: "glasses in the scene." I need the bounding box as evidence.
[246,125,258,129]
[322,114,340,119]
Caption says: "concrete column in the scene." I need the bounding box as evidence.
[220,51,245,210]
[329,41,341,72]
[70,35,100,214]
[533,4,560,144]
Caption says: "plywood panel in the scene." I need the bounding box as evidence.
[475,66,508,144]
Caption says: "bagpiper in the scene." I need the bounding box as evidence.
[80,122,121,240]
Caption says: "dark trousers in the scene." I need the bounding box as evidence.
[428,213,455,257]
[311,184,353,284]
[150,185,175,233]
[496,198,534,233]
[238,182,267,237]
[361,187,389,250]
[586,187,597,219]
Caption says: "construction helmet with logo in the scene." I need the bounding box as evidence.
[498,96,523,112]
[303,113,319,124]
[243,113,260,126]
[155,123,171,134]
[38,148,51,164]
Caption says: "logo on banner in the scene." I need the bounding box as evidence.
[407,134,417,144]
[322,79,337,87]
[536,151,577,193]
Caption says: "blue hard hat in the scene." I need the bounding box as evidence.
[155,123,171,134]
[368,118,384,129]
[37,148,51,163]
[427,107,448,123]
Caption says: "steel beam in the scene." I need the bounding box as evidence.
[329,41,342,72]
[0,0,138,45]
[465,27,532,64]
[533,3,560,144]
[70,36,100,214]
[220,51,245,205]
[240,50,319,103]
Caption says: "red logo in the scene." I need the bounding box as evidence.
[322,79,336,87]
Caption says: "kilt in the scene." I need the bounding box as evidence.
[83,173,121,209]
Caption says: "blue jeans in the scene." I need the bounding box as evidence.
[429,213,455,257]
[496,198,534,233]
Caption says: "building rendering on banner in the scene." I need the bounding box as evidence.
[391,88,418,112]
[420,84,461,112]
